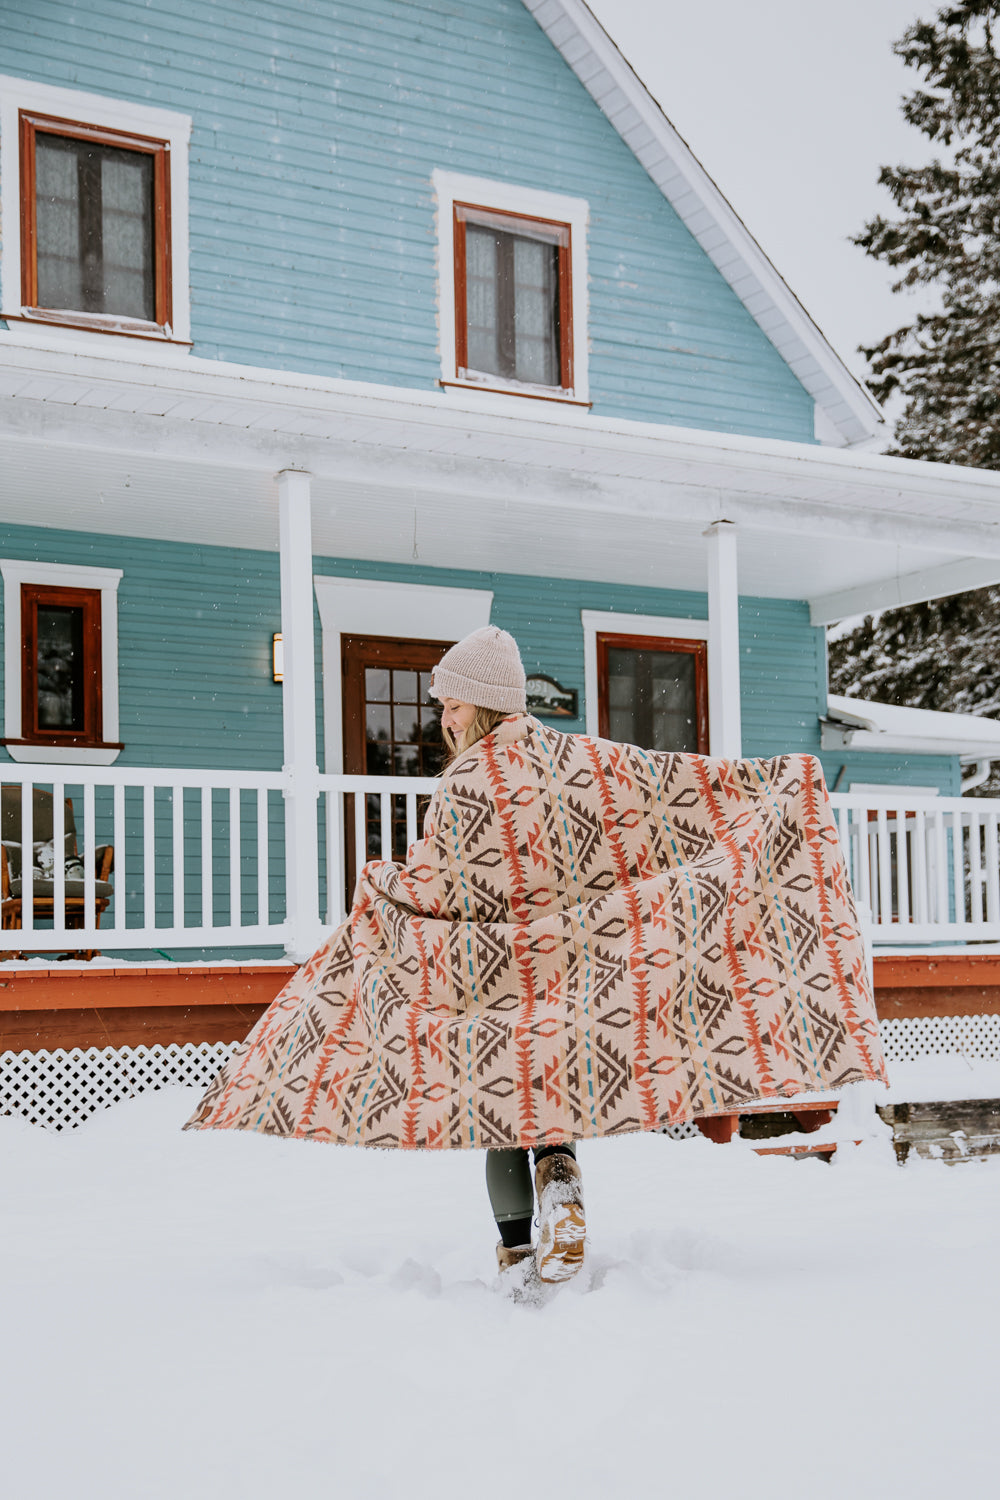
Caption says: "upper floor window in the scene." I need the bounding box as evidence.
[0,75,191,343]
[455,204,571,391]
[21,114,169,331]
[433,170,589,405]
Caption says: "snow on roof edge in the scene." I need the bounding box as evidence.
[826,694,1000,757]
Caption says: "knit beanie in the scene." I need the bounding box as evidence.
[430,626,527,713]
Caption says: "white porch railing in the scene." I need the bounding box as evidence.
[0,765,289,951]
[3,765,998,955]
[320,773,438,928]
[828,792,1000,944]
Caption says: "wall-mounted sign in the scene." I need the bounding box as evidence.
[526,674,578,719]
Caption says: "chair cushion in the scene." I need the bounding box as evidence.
[3,836,102,885]
[8,876,114,899]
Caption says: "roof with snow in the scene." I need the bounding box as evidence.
[523,0,884,448]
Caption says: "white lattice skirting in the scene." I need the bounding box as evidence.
[1,1042,236,1131]
[879,1013,1000,1064]
[4,1016,1000,1131]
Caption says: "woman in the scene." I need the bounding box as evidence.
[434,631,586,1287]
[187,626,885,1294]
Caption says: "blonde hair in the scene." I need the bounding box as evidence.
[442,706,507,766]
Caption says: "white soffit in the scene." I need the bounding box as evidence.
[4,342,1000,607]
[521,0,883,448]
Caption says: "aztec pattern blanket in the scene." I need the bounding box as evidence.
[186,715,886,1148]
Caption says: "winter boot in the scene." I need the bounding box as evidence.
[534,1153,586,1282]
[496,1242,541,1304]
[496,1243,534,1273]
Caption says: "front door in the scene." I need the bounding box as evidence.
[342,634,452,865]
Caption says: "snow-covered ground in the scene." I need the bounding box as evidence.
[3,1089,998,1500]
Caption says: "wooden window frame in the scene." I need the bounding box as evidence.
[596,632,710,754]
[18,109,172,337]
[17,584,105,749]
[453,201,573,394]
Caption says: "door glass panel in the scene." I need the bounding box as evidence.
[606,646,698,752]
[364,701,391,777]
[365,667,390,702]
[393,705,420,744]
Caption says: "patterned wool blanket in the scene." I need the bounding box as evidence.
[186,715,886,1148]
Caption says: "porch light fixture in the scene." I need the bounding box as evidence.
[272,633,284,683]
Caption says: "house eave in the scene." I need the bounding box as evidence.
[2,335,1000,606]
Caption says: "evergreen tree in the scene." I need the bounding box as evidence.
[831,2,1000,792]
[828,586,1000,718]
[855,0,1000,464]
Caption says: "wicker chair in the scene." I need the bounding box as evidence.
[0,787,114,959]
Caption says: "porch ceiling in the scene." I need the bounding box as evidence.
[3,337,1000,619]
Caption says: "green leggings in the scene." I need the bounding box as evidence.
[485,1143,578,1225]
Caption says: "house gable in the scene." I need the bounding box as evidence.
[0,0,843,443]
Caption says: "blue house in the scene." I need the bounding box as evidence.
[3,0,1000,1123]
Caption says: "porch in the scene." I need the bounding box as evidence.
[3,764,1000,1132]
[6,341,1000,1131]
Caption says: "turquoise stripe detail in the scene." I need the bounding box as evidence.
[534,731,581,891]
[748,762,826,1081]
[641,748,719,1109]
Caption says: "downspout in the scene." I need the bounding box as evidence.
[961,758,992,793]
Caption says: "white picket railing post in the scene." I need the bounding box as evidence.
[277,469,323,961]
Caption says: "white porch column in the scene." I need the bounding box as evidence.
[278,469,323,960]
[705,520,742,758]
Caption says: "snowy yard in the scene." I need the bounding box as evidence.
[3,1088,998,1500]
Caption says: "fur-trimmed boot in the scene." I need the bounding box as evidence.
[534,1153,586,1282]
[496,1242,540,1304]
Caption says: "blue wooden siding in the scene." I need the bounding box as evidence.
[0,520,955,792]
[1,0,815,441]
[0,524,284,771]
[819,752,959,797]
[0,522,961,955]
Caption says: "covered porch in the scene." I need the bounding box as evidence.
[4,340,1000,1124]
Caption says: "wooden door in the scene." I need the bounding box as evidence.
[342,634,452,872]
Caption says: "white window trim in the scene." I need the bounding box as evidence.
[432,168,589,404]
[581,609,709,739]
[0,74,192,345]
[1,558,123,764]
[314,576,493,773]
